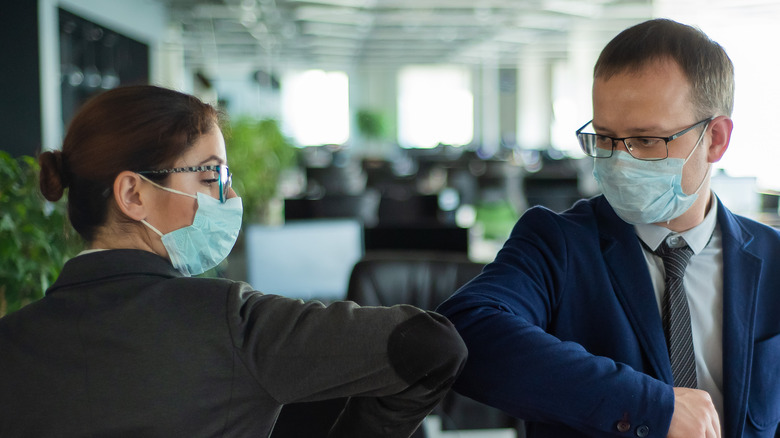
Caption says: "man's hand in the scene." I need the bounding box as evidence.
[667,388,720,438]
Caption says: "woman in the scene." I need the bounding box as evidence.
[0,85,466,437]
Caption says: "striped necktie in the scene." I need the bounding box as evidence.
[655,239,697,388]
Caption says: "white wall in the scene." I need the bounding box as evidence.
[213,66,283,121]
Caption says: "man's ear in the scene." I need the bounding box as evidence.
[113,171,149,221]
[707,115,733,163]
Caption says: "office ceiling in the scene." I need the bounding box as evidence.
[155,0,653,71]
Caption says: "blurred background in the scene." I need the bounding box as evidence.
[4,0,780,290]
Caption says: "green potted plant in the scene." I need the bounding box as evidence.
[217,118,297,282]
[225,117,298,225]
[356,108,389,154]
[356,109,386,140]
[0,151,83,316]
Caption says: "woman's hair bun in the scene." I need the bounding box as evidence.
[38,150,69,202]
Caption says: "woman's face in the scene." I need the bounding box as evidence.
[142,126,235,237]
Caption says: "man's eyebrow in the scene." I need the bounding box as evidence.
[591,122,664,136]
[591,121,609,133]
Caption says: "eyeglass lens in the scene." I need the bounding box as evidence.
[218,165,231,203]
[579,134,667,160]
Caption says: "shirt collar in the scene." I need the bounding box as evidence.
[635,192,718,255]
[77,248,108,256]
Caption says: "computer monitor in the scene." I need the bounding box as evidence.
[245,219,364,302]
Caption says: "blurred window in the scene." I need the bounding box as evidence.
[282,70,349,146]
[397,65,474,148]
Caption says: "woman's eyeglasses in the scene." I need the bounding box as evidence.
[137,165,232,203]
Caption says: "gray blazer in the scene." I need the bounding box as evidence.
[0,249,466,437]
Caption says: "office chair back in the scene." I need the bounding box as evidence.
[346,252,523,433]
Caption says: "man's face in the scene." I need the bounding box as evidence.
[591,57,710,196]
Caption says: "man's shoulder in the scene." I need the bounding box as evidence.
[505,196,629,254]
[519,196,612,230]
[718,203,780,241]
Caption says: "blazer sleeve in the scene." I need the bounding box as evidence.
[437,206,674,437]
[226,282,467,437]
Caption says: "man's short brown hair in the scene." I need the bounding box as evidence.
[594,18,734,119]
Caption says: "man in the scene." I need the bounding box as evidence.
[438,19,780,438]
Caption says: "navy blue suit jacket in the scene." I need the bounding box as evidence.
[438,195,780,438]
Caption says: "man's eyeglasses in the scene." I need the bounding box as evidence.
[575,117,714,161]
[137,165,232,203]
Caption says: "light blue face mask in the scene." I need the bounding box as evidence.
[593,126,709,225]
[139,176,243,276]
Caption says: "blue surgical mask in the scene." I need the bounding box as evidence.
[593,127,709,225]
[139,176,243,276]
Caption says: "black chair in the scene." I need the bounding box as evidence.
[364,225,469,254]
[376,193,442,226]
[345,252,523,434]
[284,191,380,226]
[346,252,483,310]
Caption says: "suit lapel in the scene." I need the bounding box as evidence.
[718,204,761,438]
[595,198,672,382]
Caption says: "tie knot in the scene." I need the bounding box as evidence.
[655,240,694,279]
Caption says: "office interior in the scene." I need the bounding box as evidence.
[3,1,780,436]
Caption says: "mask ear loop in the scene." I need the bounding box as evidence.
[137,173,197,237]
[137,173,198,199]
[664,122,712,226]
[684,121,712,196]
[683,121,710,164]
[140,219,164,237]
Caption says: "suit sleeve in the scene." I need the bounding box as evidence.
[226,284,467,437]
[437,207,674,437]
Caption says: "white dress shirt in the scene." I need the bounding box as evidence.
[634,193,724,424]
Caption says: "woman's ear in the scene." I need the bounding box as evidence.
[113,171,149,221]
[707,115,733,163]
